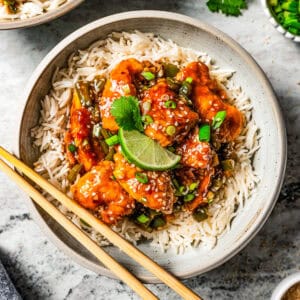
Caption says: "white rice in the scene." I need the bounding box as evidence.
[0,0,69,20]
[31,31,260,253]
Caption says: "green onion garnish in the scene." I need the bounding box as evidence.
[105,135,119,146]
[141,71,155,81]
[212,110,227,130]
[165,100,177,109]
[166,125,176,136]
[185,77,193,84]
[142,115,154,125]
[184,194,195,202]
[68,143,77,153]
[199,124,211,142]
[189,182,199,191]
[137,214,150,223]
[164,63,179,77]
[135,172,148,184]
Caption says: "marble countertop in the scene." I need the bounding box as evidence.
[0,1,299,299]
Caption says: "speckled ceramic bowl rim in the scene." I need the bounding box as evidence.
[271,272,300,300]
[260,0,300,42]
[0,0,83,30]
[16,11,287,283]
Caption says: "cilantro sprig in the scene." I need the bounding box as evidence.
[111,96,144,131]
[206,0,247,16]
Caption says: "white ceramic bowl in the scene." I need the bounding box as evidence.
[261,0,300,43]
[0,0,83,30]
[271,272,300,300]
[17,11,287,282]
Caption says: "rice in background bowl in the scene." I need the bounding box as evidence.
[0,0,83,29]
[17,11,286,281]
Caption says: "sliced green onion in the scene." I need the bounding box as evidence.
[166,125,176,136]
[189,182,199,191]
[212,110,227,130]
[207,191,215,204]
[179,82,192,97]
[165,100,177,109]
[141,71,155,81]
[68,143,77,153]
[172,178,180,189]
[185,77,193,84]
[166,78,180,91]
[179,186,189,195]
[105,135,119,146]
[142,115,154,125]
[164,63,179,77]
[105,148,115,161]
[67,164,82,182]
[92,124,102,138]
[137,214,150,224]
[152,217,166,228]
[184,194,195,202]
[135,172,148,184]
[193,207,208,222]
[221,159,235,171]
[99,140,109,155]
[100,128,110,139]
[199,124,211,142]
[167,146,175,153]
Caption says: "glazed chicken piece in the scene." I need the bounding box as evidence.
[100,58,143,131]
[176,62,243,143]
[65,85,105,171]
[176,127,212,170]
[113,151,175,213]
[71,161,135,224]
[141,79,199,147]
[175,127,214,211]
[176,167,213,211]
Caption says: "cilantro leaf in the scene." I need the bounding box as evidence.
[111,96,144,131]
[206,0,247,16]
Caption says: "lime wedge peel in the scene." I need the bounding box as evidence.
[118,128,181,171]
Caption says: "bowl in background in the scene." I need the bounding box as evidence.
[261,0,300,43]
[17,11,287,282]
[0,0,83,30]
[271,272,300,300]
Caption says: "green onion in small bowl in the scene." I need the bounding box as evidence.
[261,0,300,42]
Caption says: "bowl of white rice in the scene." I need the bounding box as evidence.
[0,0,83,30]
[17,11,287,282]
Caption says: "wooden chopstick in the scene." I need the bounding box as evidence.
[0,146,201,300]
[0,158,158,300]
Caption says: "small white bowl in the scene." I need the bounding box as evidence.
[0,0,83,30]
[261,0,300,43]
[271,272,300,300]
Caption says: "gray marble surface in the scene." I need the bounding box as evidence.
[0,1,299,299]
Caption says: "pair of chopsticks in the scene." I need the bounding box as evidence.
[0,146,201,300]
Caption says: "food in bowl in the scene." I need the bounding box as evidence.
[267,0,300,36]
[0,0,70,20]
[31,31,259,253]
[282,282,300,300]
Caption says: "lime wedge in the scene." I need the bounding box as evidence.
[118,128,181,171]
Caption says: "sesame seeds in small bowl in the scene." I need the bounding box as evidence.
[261,0,300,42]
